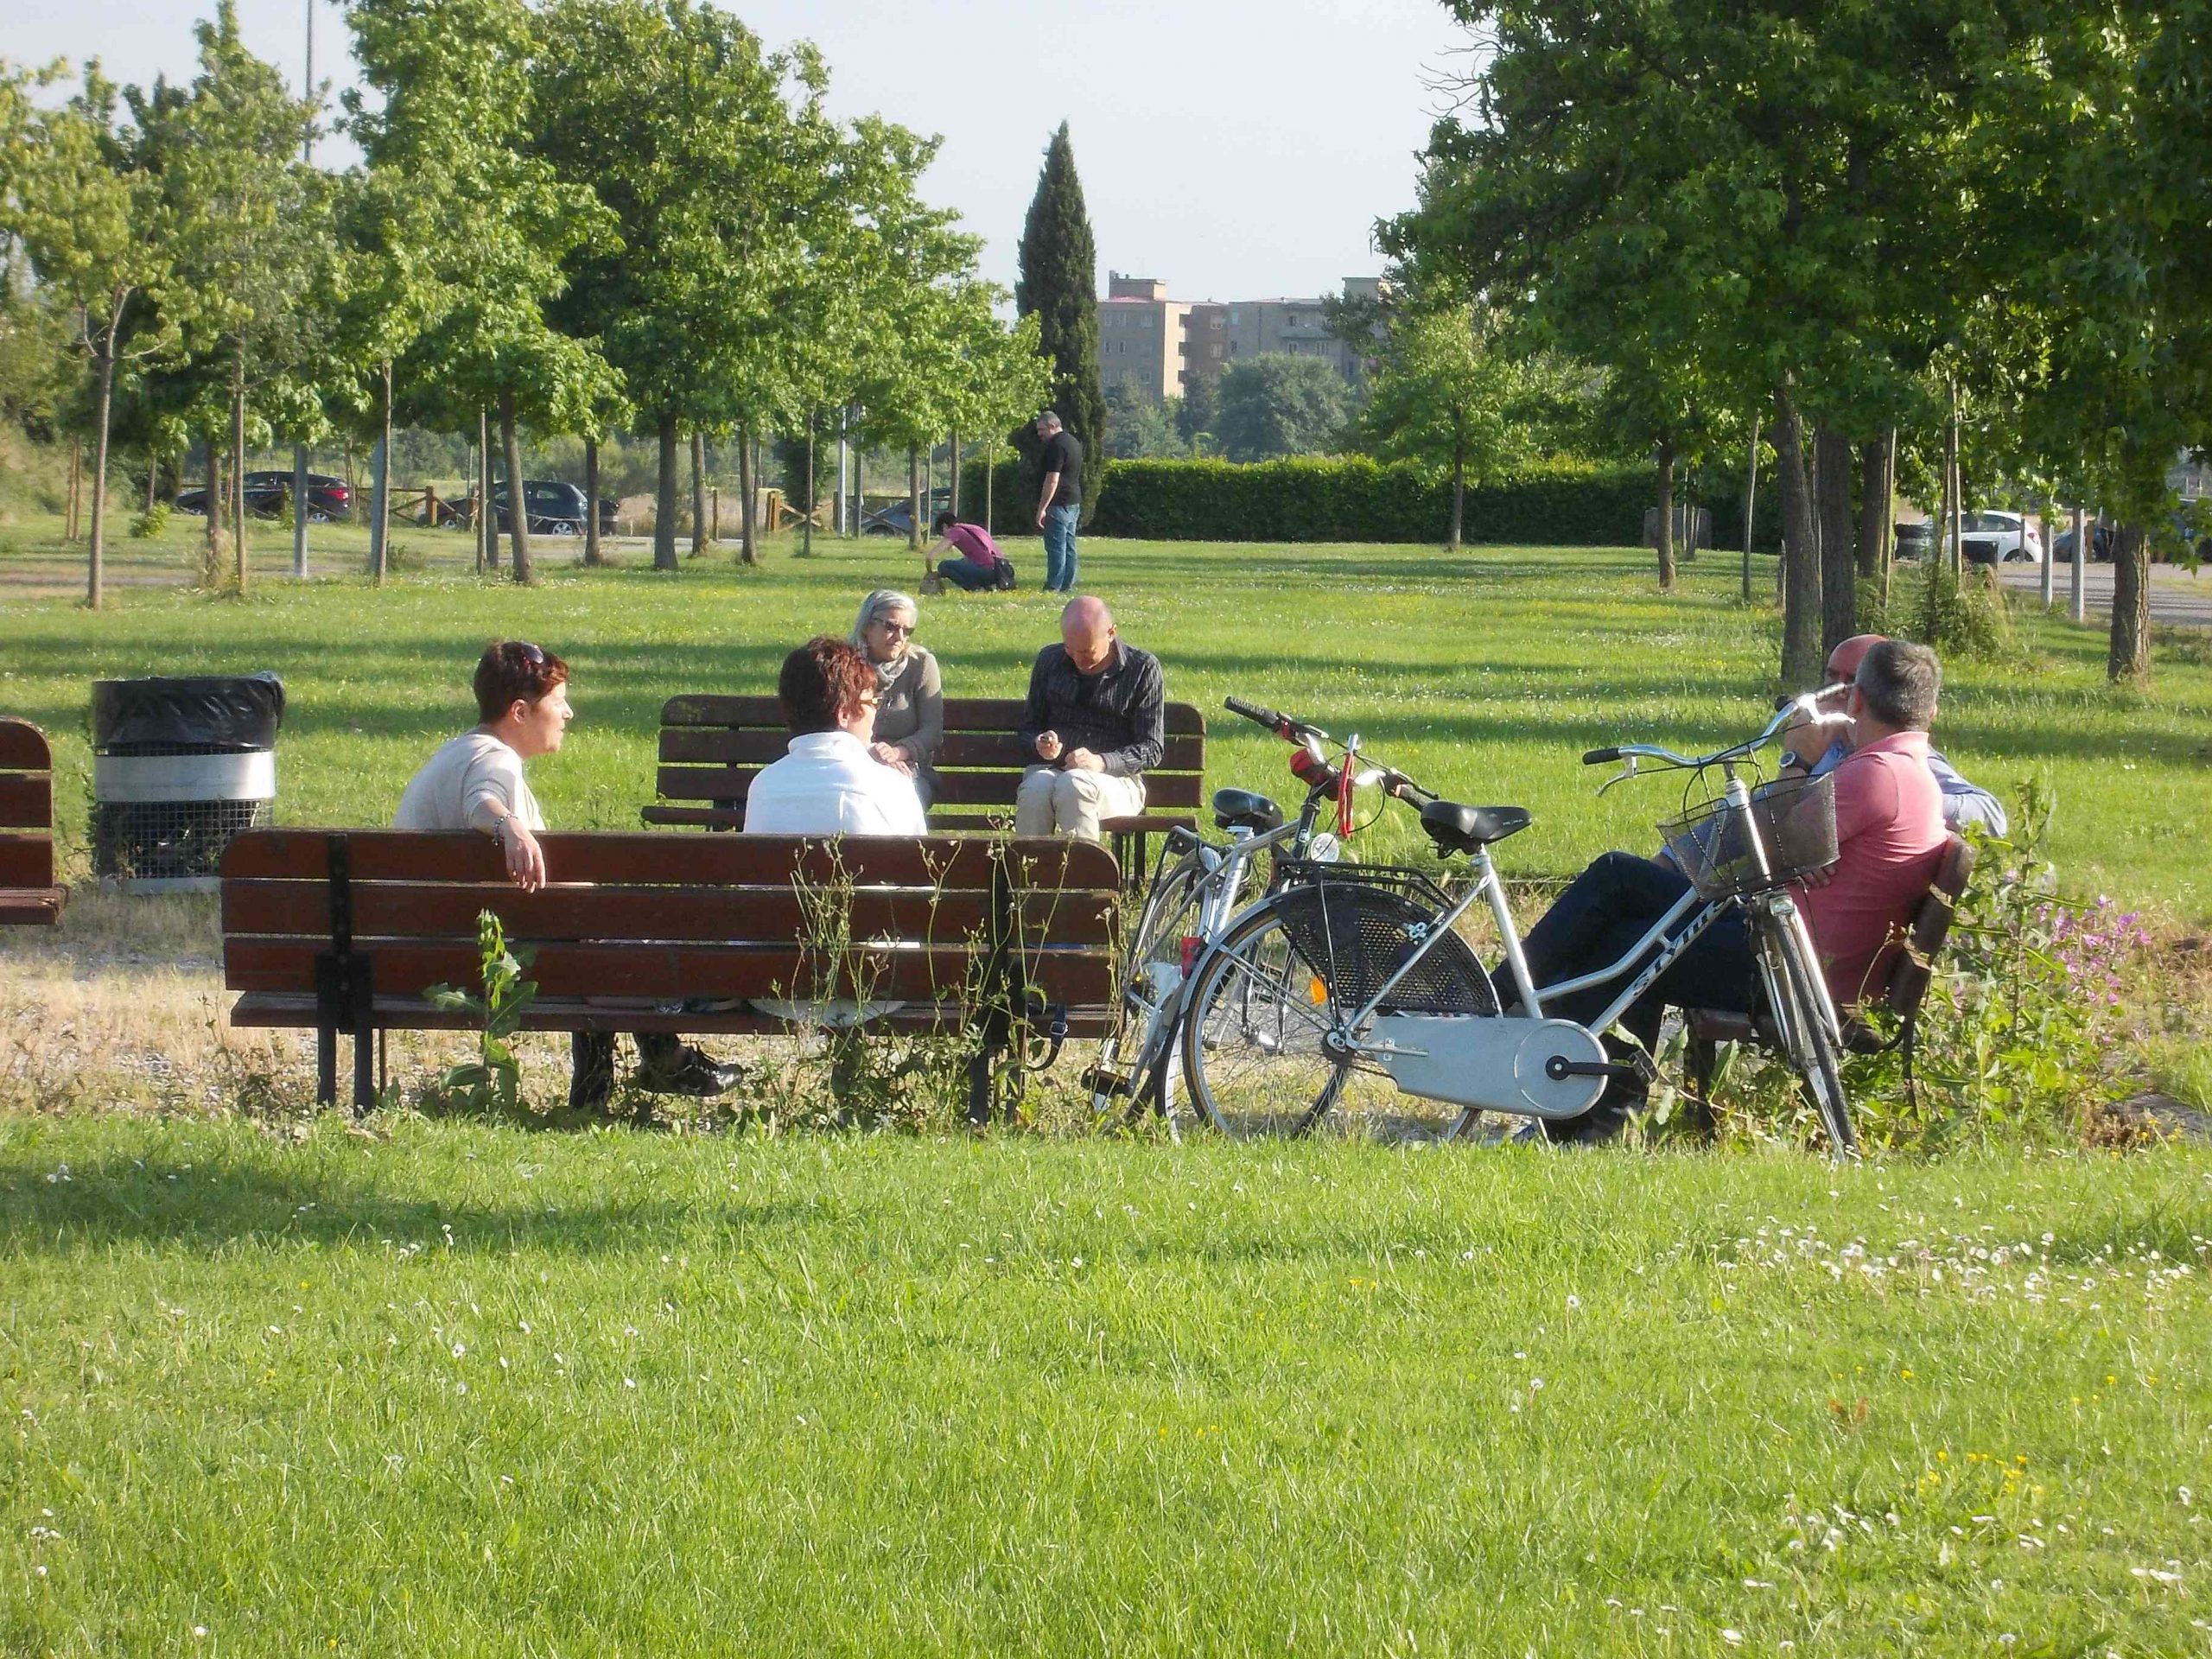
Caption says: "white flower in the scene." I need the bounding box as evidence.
[1722,1630,1744,1645]
[1566,1294,1581,1310]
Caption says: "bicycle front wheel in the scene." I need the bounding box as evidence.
[1760,908,1858,1158]
[1092,849,1205,1126]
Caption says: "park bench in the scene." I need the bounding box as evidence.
[641,695,1206,883]
[219,828,1118,1118]
[0,719,67,926]
[1683,834,1976,1118]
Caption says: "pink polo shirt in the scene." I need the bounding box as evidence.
[1794,730,1947,1007]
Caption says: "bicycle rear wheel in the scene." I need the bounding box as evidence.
[1759,909,1858,1158]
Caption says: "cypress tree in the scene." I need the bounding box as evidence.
[1014,123,1104,515]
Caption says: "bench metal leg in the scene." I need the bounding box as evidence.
[967,1052,995,1128]
[315,1025,337,1107]
[353,1027,376,1116]
[1684,1035,1719,1140]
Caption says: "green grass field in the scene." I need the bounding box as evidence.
[3,1115,2209,1655]
[3,514,2209,918]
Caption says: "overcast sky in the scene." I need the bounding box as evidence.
[9,0,1477,302]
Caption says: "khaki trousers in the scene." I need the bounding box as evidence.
[1014,766,1146,842]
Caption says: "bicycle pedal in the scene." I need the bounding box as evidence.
[1081,1066,1134,1098]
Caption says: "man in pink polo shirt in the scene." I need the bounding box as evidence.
[1498,639,1948,1143]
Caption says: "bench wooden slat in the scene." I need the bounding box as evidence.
[663,694,1205,736]
[226,938,1111,1004]
[221,830,1120,891]
[0,720,52,770]
[658,728,1207,770]
[0,889,67,925]
[226,991,1113,1040]
[221,880,1113,945]
[0,774,51,830]
[656,765,1206,810]
[0,834,55,889]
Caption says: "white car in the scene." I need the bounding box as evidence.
[1960,510,2044,564]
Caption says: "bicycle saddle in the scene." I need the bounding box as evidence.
[1211,787,1284,833]
[1420,800,1531,853]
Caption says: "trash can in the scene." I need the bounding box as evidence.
[91,673,284,891]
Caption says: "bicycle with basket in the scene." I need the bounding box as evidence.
[1169,690,1862,1154]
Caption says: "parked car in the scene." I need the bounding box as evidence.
[860,489,951,539]
[1892,521,1936,561]
[1959,510,2043,565]
[2050,521,2113,563]
[450,481,617,537]
[175,471,353,522]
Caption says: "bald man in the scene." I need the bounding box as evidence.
[1014,596,1165,841]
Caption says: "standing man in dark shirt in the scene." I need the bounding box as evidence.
[1015,595,1164,841]
[1033,410,1084,594]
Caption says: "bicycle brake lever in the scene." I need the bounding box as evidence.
[1596,755,1638,797]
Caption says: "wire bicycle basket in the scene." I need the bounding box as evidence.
[1659,772,1840,902]
[1266,861,1499,1016]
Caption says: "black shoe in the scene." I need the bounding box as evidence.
[635,1046,747,1097]
[1535,1097,1637,1146]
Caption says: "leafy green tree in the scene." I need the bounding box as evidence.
[1214,353,1348,462]
[1102,382,1183,460]
[1357,304,1524,550]
[4,61,176,608]
[947,307,1052,531]
[1175,374,1217,449]
[1014,123,1103,512]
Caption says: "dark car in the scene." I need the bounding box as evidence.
[1892,521,1936,561]
[451,480,617,537]
[2051,522,2113,563]
[175,471,353,523]
[861,489,952,539]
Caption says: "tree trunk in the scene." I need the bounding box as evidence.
[66,438,81,543]
[653,410,680,570]
[907,442,922,552]
[145,453,158,517]
[1855,435,1888,581]
[2108,522,2150,682]
[232,365,250,593]
[371,361,393,584]
[478,408,495,572]
[1656,437,1677,592]
[500,386,531,584]
[803,420,817,558]
[583,435,603,566]
[1813,423,1855,652]
[2037,497,2054,607]
[1449,440,1465,552]
[690,428,709,555]
[1772,385,1824,687]
[1942,388,1962,573]
[291,441,309,580]
[2069,504,2087,623]
[950,427,962,522]
[86,343,116,611]
[983,441,994,533]
[1741,414,1759,603]
[737,423,758,566]
[206,435,223,569]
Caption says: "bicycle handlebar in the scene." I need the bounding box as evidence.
[1582,747,1622,766]
[1223,695,1286,732]
[1599,692,1852,774]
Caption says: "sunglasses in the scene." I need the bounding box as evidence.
[875,620,915,637]
[512,641,546,665]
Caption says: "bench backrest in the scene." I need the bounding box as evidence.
[655,695,1205,823]
[1884,834,1975,1022]
[0,719,57,893]
[219,830,1118,1010]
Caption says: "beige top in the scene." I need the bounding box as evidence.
[871,645,943,785]
[392,732,543,833]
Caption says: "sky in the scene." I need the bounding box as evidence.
[8,0,1479,303]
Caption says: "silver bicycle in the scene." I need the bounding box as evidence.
[1088,696,1428,1134]
[1173,691,1861,1154]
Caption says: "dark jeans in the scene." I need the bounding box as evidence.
[1042,504,1079,592]
[1496,852,1757,1123]
[937,556,997,592]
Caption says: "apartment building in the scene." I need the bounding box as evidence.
[1099,272,1383,403]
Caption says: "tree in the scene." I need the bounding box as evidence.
[1102,382,1183,459]
[1357,303,1524,550]
[1014,123,1103,512]
[946,307,1052,531]
[5,62,175,609]
[1213,353,1349,462]
[1175,374,1217,449]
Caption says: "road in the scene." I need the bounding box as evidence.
[1997,561,2212,630]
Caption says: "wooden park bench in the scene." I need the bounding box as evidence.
[642,695,1206,884]
[1684,834,1977,1117]
[219,828,1117,1118]
[0,719,67,926]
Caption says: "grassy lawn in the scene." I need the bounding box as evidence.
[3,1115,2209,1654]
[3,513,2209,918]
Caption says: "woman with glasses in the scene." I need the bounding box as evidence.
[850,588,943,809]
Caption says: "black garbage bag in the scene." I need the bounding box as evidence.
[91,673,285,754]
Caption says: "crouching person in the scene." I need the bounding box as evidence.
[393,640,742,1116]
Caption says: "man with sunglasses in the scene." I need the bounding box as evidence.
[395,640,743,1116]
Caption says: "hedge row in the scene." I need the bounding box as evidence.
[950,453,1797,551]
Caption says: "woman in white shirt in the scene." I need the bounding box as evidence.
[744,637,928,835]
